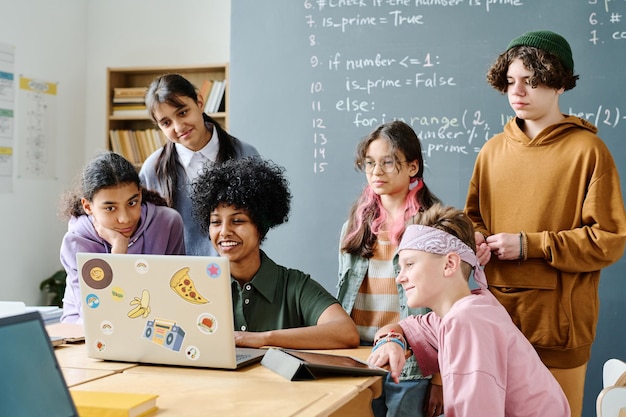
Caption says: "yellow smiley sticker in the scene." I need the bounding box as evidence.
[90,267,105,282]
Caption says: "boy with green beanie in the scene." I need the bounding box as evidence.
[464,30,626,417]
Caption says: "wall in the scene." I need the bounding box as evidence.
[0,0,87,305]
[0,0,231,304]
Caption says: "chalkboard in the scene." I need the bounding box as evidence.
[230,2,625,414]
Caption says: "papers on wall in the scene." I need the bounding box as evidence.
[0,42,15,193]
[17,76,58,180]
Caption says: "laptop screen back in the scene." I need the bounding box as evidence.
[0,312,78,417]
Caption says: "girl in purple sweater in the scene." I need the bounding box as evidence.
[59,152,185,323]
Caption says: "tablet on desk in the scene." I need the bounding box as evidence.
[261,347,388,381]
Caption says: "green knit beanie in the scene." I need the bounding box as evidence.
[507,30,574,71]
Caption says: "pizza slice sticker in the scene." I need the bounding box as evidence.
[169,267,210,305]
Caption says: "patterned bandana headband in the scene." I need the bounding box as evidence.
[398,225,488,290]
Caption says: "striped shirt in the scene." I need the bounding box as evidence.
[350,232,400,342]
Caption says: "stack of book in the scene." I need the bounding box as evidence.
[199,79,226,114]
[112,87,148,117]
[70,391,158,417]
[25,306,63,325]
[109,129,167,165]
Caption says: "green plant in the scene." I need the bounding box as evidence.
[40,269,66,307]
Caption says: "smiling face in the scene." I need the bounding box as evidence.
[396,249,447,309]
[81,183,142,238]
[208,203,261,277]
[152,95,211,151]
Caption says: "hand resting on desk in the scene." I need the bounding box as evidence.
[367,339,407,384]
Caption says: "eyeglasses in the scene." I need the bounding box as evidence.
[361,159,406,174]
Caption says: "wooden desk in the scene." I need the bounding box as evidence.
[61,367,115,387]
[59,345,382,416]
[55,343,137,372]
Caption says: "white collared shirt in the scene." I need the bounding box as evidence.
[175,128,220,181]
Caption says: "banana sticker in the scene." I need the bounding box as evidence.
[127,289,151,318]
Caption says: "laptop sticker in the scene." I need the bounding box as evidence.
[196,313,218,334]
[81,258,113,289]
[169,267,210,304]
[134,258,149,274]
[111,286,125,302]
[100,321,114,335]
[143,318,185,352]
[207,262,221,277]
[127,289,151,318]
[95,340,106,352]
[85,293,100,309]
[185,345,200,361]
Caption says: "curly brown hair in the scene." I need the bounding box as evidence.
[190,157,291,242]
[487,45,579,93]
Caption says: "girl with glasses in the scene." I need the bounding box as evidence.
[336,120,443,417]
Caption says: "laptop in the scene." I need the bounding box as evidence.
[77,253,266,369]
[0,311,79,417]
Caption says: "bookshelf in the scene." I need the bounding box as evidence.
[106,64,229,166]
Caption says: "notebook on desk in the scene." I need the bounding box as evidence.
[77,253,266,369]
[0,311,79,417]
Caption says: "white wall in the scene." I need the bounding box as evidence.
[0,0,88,305]
[0,0,230,305]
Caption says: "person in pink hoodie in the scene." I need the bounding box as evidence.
[59,152,185,323]
[368,204,570,417]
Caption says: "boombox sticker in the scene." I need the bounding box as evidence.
[143,318,185,352]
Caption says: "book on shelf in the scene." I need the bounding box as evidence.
[110,129,167,164]
[112,103,148,117]
[198,79,213,104]
[70,390,158,417]
[118,130,138,164]
[204,80,226,114]
[112,87,148,108]
[134,130,149,161]
[203,80,218,113]
[113,87,148,98]
[215,79,226,112]
[113,96,145,104]
[216,80,227,112]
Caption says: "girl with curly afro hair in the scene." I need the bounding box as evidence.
[191,157,359,350]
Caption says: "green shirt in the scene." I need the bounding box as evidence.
[232,251,339,332]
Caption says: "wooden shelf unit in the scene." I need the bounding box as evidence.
[106,64,229,166]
